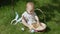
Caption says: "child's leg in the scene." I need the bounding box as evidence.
[28,25,36,31]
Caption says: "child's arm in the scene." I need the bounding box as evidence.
[35,16,40,24]
[22,15,33,30]
[22,15,29,28]
[35,16,42,26]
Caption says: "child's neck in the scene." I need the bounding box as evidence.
[27,11,34,15]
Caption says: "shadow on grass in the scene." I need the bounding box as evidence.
[0,0,36,7]
[44,26,51,33]
[0,0,20,7]
[35,0,60,22]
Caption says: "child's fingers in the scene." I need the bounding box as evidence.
[29,25,36,30]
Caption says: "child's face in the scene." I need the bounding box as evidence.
[26,3,34,14]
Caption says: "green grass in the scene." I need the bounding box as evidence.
[0,0,60,34]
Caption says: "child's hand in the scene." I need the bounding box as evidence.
[37,22,43,27]
[37,22,40,26]
[39,23,42,26]
[28,25,36,30]
[39,23,44,28]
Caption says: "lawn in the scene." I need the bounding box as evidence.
[0,0,60,34]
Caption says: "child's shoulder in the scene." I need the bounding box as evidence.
[22,11,27,16]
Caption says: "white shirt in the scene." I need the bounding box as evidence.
[22,11,37,25]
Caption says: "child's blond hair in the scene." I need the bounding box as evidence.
[26,2,34,8]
